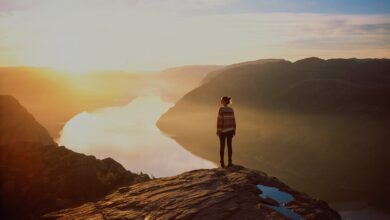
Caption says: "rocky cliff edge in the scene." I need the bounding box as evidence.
[44,165,340,220]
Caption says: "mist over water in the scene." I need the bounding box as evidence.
[58,94,216,177]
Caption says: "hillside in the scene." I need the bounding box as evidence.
[0,95,54,145]
[158,65,224,102]
[44,165,340,220]
[0,95,150,219]
[200,58,284,84]
[157,58,390,206]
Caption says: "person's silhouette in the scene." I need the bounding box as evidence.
[216,96,236,168]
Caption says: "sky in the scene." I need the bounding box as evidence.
[0,0,389,72]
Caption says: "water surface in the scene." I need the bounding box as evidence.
[58,95,216,177]
[257,184,302,220]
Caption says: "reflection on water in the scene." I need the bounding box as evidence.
[58,95,216,177]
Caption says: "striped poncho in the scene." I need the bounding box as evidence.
[217,106,236,134]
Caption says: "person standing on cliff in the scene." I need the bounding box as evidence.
[217,96,236,168]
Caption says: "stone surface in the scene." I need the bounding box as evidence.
[44,165,341,220]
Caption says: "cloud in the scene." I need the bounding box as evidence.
[0,0,238,14]
[282,15,390,50]
[0,0,46,13]
[0,1,389,70]
[353,23,390,33]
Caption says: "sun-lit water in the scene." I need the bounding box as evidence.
[58,95,216,177]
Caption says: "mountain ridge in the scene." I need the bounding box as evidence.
[0,95,54,145]
[157,57,390,207]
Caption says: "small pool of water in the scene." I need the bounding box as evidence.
[257,184,303,220]
[257,185,294,205]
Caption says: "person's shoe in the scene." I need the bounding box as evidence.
[220,161,225,168]
[227,161,233,168]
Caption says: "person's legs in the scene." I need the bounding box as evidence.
[226,131,233,167]
[219,133,226,167]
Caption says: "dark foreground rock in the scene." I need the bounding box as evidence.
[0,95,150,219]
[44,165,341,220]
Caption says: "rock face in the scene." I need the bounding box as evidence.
[44,165,340,220]
[0,95,150,219]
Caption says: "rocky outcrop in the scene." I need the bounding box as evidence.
[0,96,150,219]
[44,165,340,220]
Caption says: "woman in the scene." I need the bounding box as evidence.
[216,96,236,168]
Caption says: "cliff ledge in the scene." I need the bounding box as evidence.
[44,165,340,220]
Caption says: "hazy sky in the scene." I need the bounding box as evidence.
[0,0,389,72]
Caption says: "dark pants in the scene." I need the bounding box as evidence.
[219,130,234,164]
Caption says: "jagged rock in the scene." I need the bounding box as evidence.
[44,165,341,220]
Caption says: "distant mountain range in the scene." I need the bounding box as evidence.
[0,65,222,138]
[157,57,390,208]
[0,67,147,138]
[0,95,150,219]
[200,59,283,84]
[158,65,224,102]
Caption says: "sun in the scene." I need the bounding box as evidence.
[23,31,103,75]
[45,40,95,75]
[54,62,94,75]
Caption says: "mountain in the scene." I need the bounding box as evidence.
[157,58,390,207]
[158,65,224,102]
[0,66,222,138]
[200,59,284,84]
[0,95,54,145]
[0,95,150,219]
[1,95,341,220]
[0,67,145,138]
[44,165,340,220]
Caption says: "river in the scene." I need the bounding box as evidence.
[57,94,216,177]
